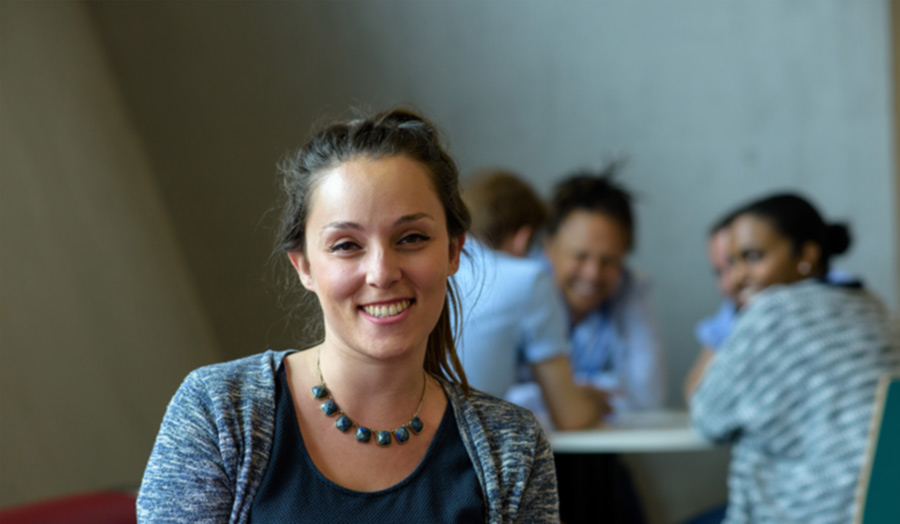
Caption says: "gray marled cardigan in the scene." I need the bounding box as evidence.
[137,350,560,523]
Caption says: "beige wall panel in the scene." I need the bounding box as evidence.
[0,1,221,506]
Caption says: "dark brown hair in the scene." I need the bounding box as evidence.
[733,192,851,275]
[546,164,635,250]
[462,169,547,250]
[277,108,471,392]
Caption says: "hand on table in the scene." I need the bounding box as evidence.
[578,386,615,421]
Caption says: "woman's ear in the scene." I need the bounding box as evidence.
[287,250,316,292]
[799,241,822,275]
[448,234,466,276]
[504,225,534,258]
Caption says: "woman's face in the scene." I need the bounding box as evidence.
[728,214,807,308]
[545,210,629,323]
[289,155,463,363]
[708,228,739,302]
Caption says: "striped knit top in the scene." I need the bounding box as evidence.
[691,279,900,523]
[137,350,559,523]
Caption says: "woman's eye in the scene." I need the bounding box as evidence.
[329,241,360,253]
[399,233,430,245]
[743,250,763,263]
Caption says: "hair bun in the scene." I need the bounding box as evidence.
[824,223,851,256]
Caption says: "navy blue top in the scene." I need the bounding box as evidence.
[249,365,485,523]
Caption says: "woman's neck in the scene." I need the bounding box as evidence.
[312,341,429,425]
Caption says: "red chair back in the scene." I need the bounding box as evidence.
[0,491,137,524]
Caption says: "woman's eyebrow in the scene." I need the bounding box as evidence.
[321,213,434,233]
[395,213,434,225]
[322,221,363,232]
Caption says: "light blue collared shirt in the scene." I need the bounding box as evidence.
[695,300,738,351]
[566,269,666,411]
[452,240,571,399]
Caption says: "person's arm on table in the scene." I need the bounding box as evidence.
[532,355,610,430]
[683,347,715,404]
[686,301,737,403]
[519,267,610,429]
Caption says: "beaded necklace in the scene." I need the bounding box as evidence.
[311,348,426,446]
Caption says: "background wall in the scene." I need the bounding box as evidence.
[86,0,899,371]
[1,0,896,521]
[0,1,221,507]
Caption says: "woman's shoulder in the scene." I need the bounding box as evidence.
[442,380,545,438]
[751,279,882,313]
[187,349,292,381]
[739,280,889,337]
[180,349,296,406]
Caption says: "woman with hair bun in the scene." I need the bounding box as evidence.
[688,192,899,524]
[137,108,559,523]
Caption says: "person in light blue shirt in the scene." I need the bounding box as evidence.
[455,239,568,398]
[695,301,738,351]
[455,170,607,430]
[542,169,655,523]
[544,169,666,412]
[564,267,665,410]
[685,215,740,402]
[694,213,742,352]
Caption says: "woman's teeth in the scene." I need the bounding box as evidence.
[362,300,411,318]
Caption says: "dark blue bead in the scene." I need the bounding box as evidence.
[409,416,424,434]
[395,426,410,443]
[335,415,352,432]
[320,399,338,416]
[311,385,328,399]
[376,430,392,446]
[356,427,372,443]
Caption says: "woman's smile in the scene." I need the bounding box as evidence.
[360,299,414,319]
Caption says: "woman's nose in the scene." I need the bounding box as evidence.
[365,248,401,288]
[730,263,747,286]
[578,259,602,281]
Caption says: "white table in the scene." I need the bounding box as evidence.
[550,410,718,521]
[548,410,714,454]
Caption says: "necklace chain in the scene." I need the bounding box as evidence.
[312,347,426,446]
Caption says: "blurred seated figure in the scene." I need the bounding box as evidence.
[685,206,861,402]
[688,193,900,524]
[684,214,740,402]
[454,169,608,430]
[695,216,741,351]
[543,168,666,412]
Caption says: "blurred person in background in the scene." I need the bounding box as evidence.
[684,213,740,402]
[685,203,861,403]
[542,168,663,524]
[454,169,609,430]
[543,168,665,413]
[688,192,900,524]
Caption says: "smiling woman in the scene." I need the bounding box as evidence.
[689,193,900,524]
[287,156,461,367]
[136,108,560,524]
